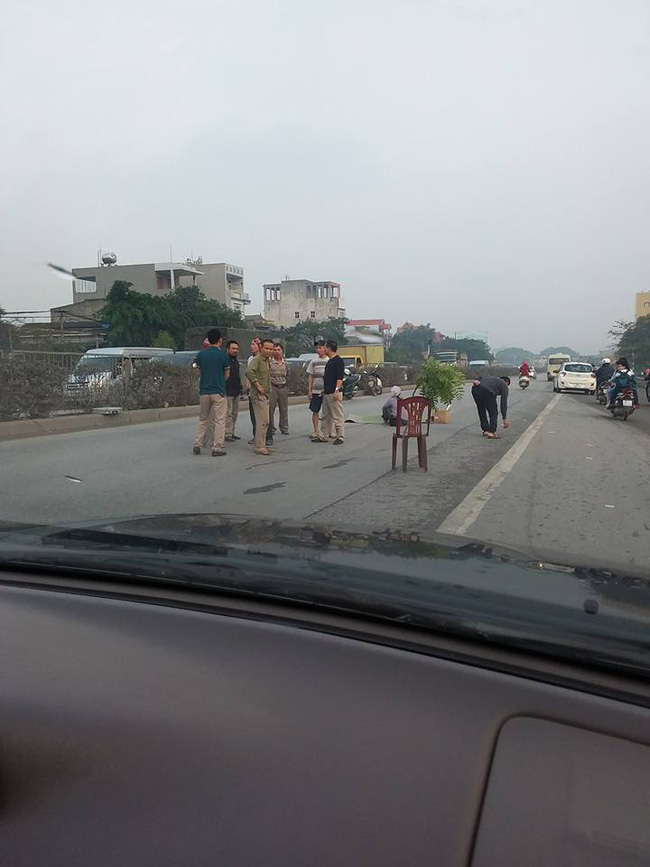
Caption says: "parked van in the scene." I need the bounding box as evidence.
[546,353,571,381]
[66,347,174,396]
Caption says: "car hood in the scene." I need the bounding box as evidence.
[0,513,648,678]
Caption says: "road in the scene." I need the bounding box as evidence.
[1,380,649,575]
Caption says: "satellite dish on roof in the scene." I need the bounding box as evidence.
[101,252,117,265]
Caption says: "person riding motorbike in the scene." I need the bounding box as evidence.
[607,357,639,409]
[595,357,614,402]
[595,357,614,388]
[519,361,531,378]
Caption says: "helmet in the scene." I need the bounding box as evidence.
[601,357,611,364]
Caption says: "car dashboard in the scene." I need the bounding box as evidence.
[0,571,649,866]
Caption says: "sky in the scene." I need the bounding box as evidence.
[2,0,649,353]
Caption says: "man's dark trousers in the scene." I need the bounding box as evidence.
[472,384,498,433]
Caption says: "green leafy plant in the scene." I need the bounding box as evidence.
[152,330,176,349]
[414,358,465,410]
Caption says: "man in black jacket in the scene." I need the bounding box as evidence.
[595,357,614,390]
[225,340,243,442]
[472,375,510,439]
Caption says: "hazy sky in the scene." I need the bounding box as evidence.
[2,0,649,351]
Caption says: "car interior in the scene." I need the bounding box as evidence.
[1,567,648,866]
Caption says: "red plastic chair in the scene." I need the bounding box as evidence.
[391,397,431,472]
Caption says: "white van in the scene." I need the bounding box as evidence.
[546,354,571,381]
[66,347,174,395]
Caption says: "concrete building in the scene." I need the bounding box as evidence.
[636,291,650,319]
[178,262,249,313]
[263,279,345,328]
[70,258,249,311]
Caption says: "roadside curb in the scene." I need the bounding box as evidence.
[0,386,417,443]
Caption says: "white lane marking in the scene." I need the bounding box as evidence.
[437,394,561,536]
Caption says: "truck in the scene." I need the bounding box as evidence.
[434,350,469,369]
[340,344,385,368]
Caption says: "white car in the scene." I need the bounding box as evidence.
[553,362,596,394]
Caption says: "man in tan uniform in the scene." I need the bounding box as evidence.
[246,338,274,455]
[267,342,289,446]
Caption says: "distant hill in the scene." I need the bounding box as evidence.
[495,347,536,365]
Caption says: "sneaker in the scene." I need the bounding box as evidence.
[248,438,255,445]
[211,449,227,456]
[280,430,290,435]
[309,434,319,441]
[231,435,241,440]
[225,436,235,442]
[333,438,344,445]
[192,446,201,455]
[312,436,329,443]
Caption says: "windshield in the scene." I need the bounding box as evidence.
[74,356,118,373]
[2,0,650,676]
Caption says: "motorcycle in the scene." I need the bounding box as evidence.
[518,375,530,389]
[609,387,636,421]
[342,368,361,400]
[645,371,650,404]
[362,369,383,396]
[596,382,608,405]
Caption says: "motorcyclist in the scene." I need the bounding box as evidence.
[595,357,614,388]
[519,361,530,378]
[607,357,639,409]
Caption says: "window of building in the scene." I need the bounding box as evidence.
[74,277,97,294]
[295,311,300,319]
[310,310,316,318]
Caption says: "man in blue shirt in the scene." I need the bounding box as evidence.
[193,328,230,456]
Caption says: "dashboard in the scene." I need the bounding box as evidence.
[0,573,648,866]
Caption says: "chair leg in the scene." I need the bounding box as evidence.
[392,436,398,470]
[418,436,428,471]
[402,437,409,472]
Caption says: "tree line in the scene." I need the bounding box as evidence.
[98,281,245,349]
[385,323,492,364]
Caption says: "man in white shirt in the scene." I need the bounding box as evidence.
[307,342,329,440]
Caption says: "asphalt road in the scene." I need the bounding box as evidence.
[1,380,648,574]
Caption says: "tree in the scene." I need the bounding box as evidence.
[609,316,650,371]
[539,345,580,357]
[438,337,492,362]
[386,324,437,362]
[99,282,245,349]
[152,330,176,349]
[280,317,348,357]
[167,285,244,347]
[495,347,536,365]
[99,282,171,347]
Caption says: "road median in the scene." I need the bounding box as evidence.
[0,386,422,443]
[0,395,312,442]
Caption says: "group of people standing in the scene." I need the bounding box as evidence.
[192,331,346,457]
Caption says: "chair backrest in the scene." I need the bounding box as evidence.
[395,397,431,438]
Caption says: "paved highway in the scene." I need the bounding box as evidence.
[1,380,648,575]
